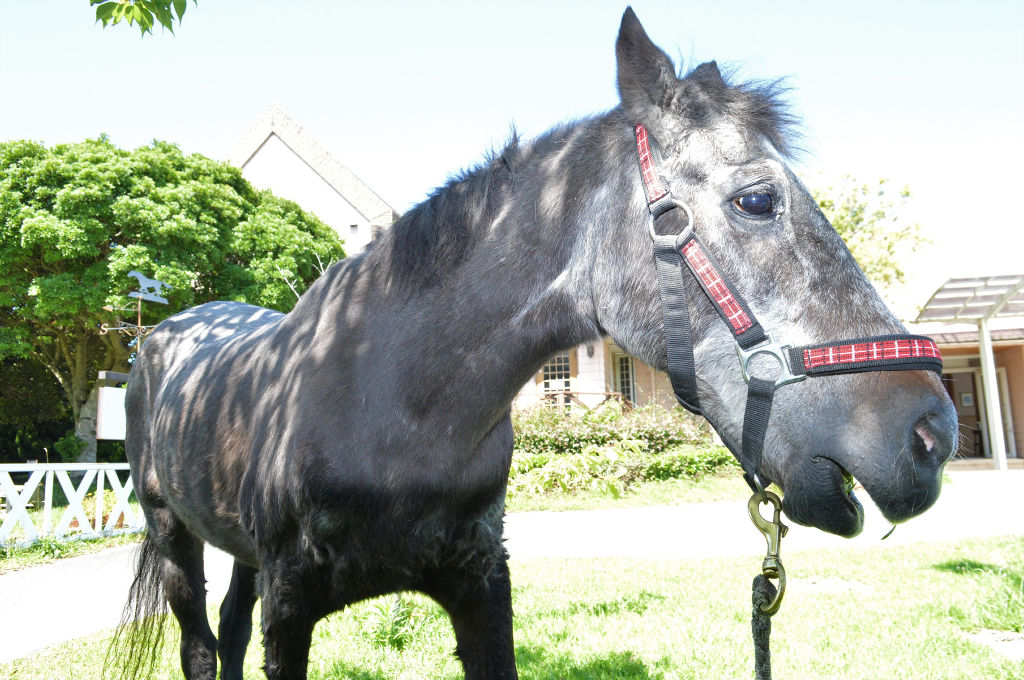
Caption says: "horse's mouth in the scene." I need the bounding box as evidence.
[780,456,865,537]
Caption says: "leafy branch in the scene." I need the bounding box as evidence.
[91,0,196,36]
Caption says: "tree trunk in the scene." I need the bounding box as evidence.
[74,384,99,463]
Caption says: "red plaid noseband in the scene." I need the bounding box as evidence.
[634,123,943,492]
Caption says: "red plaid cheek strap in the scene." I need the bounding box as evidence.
[634,123,943,493]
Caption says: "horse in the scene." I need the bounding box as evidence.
[113,8,957,680]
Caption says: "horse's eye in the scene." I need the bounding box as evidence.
[733,193,774,216]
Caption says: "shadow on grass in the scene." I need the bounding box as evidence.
[565,591,667,617]
[933,558,1023,590]
[516,645,661,680]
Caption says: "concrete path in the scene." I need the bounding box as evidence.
[0,470,1020,663]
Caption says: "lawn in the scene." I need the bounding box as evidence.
[2,535,1020,679]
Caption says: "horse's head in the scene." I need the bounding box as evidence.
[593,9,957,537]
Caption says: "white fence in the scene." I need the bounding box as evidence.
[0,463,144,547]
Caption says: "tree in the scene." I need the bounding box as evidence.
[92,1,195,36]
[0,357,72,464]
[0,137,344,460]
[813,176,926,292]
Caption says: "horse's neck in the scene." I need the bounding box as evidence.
[329,121,623,434]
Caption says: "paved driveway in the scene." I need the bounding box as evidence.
[0,470,1020,663]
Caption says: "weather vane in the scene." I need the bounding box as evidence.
[99,270,172,343]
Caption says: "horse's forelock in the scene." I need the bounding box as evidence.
[679,62,801,159]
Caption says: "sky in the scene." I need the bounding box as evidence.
[2,0,1023,320]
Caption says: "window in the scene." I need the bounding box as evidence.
[616,355,634,405]
[541,351,573,407]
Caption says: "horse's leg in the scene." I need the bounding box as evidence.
[422,551,518,680]
[258,556,326,680]
[217,560,259,680]
[151,507,219,680]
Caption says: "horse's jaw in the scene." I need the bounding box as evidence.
[777,456,866,537]
[774,413,952,538]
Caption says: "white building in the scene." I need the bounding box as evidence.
[228,105,397,254]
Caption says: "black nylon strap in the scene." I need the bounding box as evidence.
[741,377,776,492]
[653,234,700,414]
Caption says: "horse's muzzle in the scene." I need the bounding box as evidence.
[774,372,958,537]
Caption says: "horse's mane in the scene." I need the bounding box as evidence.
[367,133,524,292]
[369,63,797,293]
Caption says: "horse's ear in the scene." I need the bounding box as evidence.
[616,7,677,120]
[690,61,726,88]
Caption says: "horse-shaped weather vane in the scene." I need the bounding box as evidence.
[126,270,172,305]
[99,270,171,343]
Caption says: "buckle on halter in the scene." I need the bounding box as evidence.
[646,199,694,240]
[736,332,806,388]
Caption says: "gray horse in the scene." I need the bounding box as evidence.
[113,8,956,680]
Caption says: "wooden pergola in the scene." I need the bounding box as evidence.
[917,274,1024,471]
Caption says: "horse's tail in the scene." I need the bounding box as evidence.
[104,534,168,680]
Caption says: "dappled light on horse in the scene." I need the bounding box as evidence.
[111,7,957,680]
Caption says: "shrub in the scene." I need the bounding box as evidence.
[508,405,737,498]
[53,431,87,461]
[511,403,706,459]
[641,444,739,481]
[508,440,645,499]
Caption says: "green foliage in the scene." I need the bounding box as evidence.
[0,136,344,436]
[813,176,926,291]
[0,357,68,425]
[80,488,123,526]
[512,403,705,460]
[354,594,438,650]
[92,1,195,36]
[509,405,736,499]
[509,440,643,498]
[641,444,738,481]
[54,430,88,460]
[33,536,69,560]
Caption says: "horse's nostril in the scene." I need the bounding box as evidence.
[911,413,954,466]
[914,422,937,453]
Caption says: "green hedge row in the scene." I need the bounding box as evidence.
[508,403,739,497]
[512,402,708,458]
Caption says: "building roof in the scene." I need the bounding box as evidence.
[930,328,1024,346]
[228,105,398,227]
[915,274,1024,323]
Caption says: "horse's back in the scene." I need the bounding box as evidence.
[126,300,283,561]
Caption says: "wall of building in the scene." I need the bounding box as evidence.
[996,344,1024,457]
[940,344,1023,458]
[240,134,373,252]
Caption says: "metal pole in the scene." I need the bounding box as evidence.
[977,318,1008,470]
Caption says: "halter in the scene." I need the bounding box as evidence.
[634,123,943,494]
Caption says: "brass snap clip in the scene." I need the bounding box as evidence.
[748,490,788,615]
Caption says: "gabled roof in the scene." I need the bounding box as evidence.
[229,105,398,227]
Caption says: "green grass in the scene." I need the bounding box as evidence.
[3,536,1021,679]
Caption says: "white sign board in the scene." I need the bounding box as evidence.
[96,386,127,440]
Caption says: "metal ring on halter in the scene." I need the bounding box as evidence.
[647,199,695,240]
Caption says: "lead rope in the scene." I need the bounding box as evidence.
[749,490,787,680]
